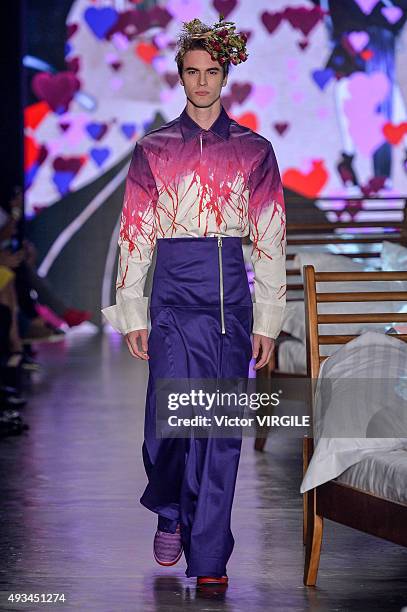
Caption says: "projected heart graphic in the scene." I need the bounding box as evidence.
[136,42,158,63]
[32,72,81,113]
[84,7,119,40]
[86,123,109,141]
[121,124,137,140]
[213,0,237,18]
[90,148,111,167]
[381,6,403,24]
[383,122,407,145]
[348,31,369,52]
[261,11,283,35]
[312,68,334,90]
[274,122,289,136]
[283,160,328,198]
[164,72,179,88]
[231,112,258,132]
[354,0,379,14]
[283,6,324,37]
[230,83,252,105]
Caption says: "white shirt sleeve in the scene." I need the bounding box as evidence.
[248,142,287,339]
[101,143,158,335]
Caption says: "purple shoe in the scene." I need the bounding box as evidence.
[153,523,183,566]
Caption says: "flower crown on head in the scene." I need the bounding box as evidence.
[175,14,248,67]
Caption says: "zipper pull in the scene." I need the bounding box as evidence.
[218,236,222,246]
[200,132,203,155]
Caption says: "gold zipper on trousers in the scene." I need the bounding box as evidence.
[218,236,226,334]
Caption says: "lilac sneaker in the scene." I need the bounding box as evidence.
[153,523,183,566]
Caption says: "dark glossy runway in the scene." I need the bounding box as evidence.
[1,329,407,612]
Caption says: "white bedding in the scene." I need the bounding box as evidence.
[335,449,407,504]
[300,332,407,494]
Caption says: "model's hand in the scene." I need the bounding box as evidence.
[252,334,275,370]
[125,329,149,360]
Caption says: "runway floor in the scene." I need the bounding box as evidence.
[1,328,407,612]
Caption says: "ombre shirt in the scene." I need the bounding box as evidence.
[101,104,286,339]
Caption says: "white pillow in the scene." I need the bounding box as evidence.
[381,241,407,271]
[300,331,407,493]
[282,252,405,341]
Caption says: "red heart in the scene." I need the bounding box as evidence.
[135,42,158,63]
[32,71,80,113]
[382,121,407,145]
[25,136,40,170]
[24,101,50,130]
[283,160,328,198]
[360,49,373,60]
[231,112,258,132]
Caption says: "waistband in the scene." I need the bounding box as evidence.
[151,236,251,308]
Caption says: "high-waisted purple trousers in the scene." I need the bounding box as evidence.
[140,236,253,577]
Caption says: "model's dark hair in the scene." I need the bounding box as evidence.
[175,38,230,79]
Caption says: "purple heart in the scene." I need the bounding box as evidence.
[90,147,110,167]
[283,6,324,37]
[312,68,334,90]
[32,71,80,113]
[274,122,289,136]
[84,7,119,40]
[213,0,237,19]
[164,72,179,88]
[58,122,70,132]
[53,171,75,196]
[354,0,379,15]
[121,123,137,139]
[221,94,233,111]
[67,23,78,39]
[53,156,84,173]
[148,6,173,28]
[66,57,80,74]
[261,11,283,35]
[230,82,252,105]
[348,31,369,52]
[381,6,402,24]
[86,122,108,141]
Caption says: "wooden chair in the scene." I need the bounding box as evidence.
[302,265,407,586]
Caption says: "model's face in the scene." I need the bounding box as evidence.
[180,49,228,108]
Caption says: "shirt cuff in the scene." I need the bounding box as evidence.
[101,296,149,335]
[252,302,286,339]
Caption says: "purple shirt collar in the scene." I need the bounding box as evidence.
[179,104,231,142]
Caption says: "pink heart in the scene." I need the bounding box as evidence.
[381,6,403,24]
[251,84,276,108]
[354,0,379,14]
[32,72,80,113]
[348,31,369,52]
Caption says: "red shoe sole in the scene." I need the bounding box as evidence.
[153,547,183,567]
[197,576,228,586]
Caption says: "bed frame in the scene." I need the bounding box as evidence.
[302,265,407,586]
[253,196,407,451]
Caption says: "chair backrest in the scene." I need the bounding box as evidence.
[303,266,407,379]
